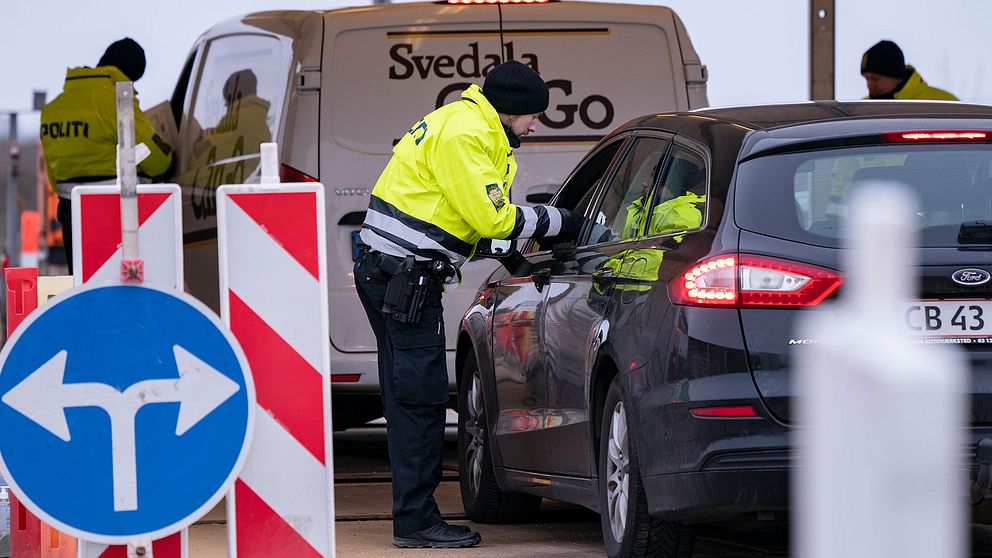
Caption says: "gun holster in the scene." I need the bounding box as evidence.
[381,256,433,324]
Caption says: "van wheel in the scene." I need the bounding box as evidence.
[457,353,541,523]
[599,376,694,558]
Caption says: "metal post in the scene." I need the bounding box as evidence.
[810,0,835,100]
[4,113,20,268]
[116,83,142,282]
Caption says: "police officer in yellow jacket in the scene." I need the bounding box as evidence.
[861,40,958,100]
[41,38,173,272]
[355,60,584,549]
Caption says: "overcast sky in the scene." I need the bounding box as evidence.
[2,0,990,139]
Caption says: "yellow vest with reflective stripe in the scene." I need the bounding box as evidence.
[40,66,173,187]
[368,85,519,252]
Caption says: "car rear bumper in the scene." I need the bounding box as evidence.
[643,468,789,523]
[643,445,992,524]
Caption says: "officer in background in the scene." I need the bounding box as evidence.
[355,60,585,549]
[40,37,173,273]
[861,40,958,100]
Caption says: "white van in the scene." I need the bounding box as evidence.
[167,0,708,428]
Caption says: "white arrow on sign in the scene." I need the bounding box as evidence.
[1,345,240,511]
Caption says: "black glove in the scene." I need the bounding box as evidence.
[557,208,589,242]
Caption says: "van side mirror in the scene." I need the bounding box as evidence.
[474,238,517,258]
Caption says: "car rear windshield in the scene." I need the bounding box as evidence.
[735,144,992,248]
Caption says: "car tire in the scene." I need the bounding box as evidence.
[457,352,542,523]
[599,376,694,558]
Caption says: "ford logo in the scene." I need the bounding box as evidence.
[952,268,991,286]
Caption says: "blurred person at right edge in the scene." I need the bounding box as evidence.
[861,40,958,100]
[40,37,173,273]
[354,60,586,549]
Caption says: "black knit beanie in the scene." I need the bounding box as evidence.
[861,40,905,78]
[482,60,549,116]
[98,38,146,81]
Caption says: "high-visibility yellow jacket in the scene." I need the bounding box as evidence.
[864,66,959,101]
[41,65,173,189]
[621,192,705,240]
[361,84,566,269]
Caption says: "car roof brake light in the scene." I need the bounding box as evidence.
[881,131,991,143]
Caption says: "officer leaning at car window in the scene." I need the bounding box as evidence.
[354,60,586,549]
[40,37,174,273]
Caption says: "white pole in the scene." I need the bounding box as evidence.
[795,182,968,558]
[259,142,280,186]
[116,83,141,281]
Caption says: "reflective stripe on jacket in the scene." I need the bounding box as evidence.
[41,66,173,187]
[361,84,564,269]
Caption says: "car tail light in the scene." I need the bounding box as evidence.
[881,130,991,143]
[280,164,319,183]
[670,254,842,308]
[689,405,758,418]
[331,374,361,383]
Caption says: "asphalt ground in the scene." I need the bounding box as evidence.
[188,420,793,557]
[182,419,992,557]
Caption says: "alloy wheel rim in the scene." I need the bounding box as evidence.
[606,400,629,542]
[464,370,485,497]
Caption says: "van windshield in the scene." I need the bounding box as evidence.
[735,144,992,247]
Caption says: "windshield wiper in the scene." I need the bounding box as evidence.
[959,220,992,243]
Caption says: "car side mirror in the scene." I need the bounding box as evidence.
[475,238,517,259]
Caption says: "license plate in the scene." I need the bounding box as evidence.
[903,301,992,337]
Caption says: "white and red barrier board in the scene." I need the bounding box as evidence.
[71,185,183,287]
[217,184,335,557]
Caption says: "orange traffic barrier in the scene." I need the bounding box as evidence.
[41,522,76,558]
[21,210,40,268]
[5,267,37,335]
[5,267,77,557]
[11,492,43,558]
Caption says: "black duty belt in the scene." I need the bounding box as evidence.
[359,245,454,281]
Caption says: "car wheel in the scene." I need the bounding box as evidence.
[458,352,541,523]
[600,376,694,558]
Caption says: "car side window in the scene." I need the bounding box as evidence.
[528,139,625,253]
[591,137,671,243]
[644,145,707,238]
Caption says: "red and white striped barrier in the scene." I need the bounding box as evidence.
[72,183,187,558]
[71,185,183,287]
[218,181,335,557]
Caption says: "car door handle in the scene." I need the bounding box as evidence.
[532,267,551,282]
[531,267,551,292]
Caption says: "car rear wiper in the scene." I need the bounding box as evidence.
[958,220,992,243]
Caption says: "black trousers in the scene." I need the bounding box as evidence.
[353,253,448,536]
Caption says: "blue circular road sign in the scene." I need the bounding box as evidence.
[0,283,255,544]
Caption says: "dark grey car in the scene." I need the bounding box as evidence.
[455,102,992,558]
